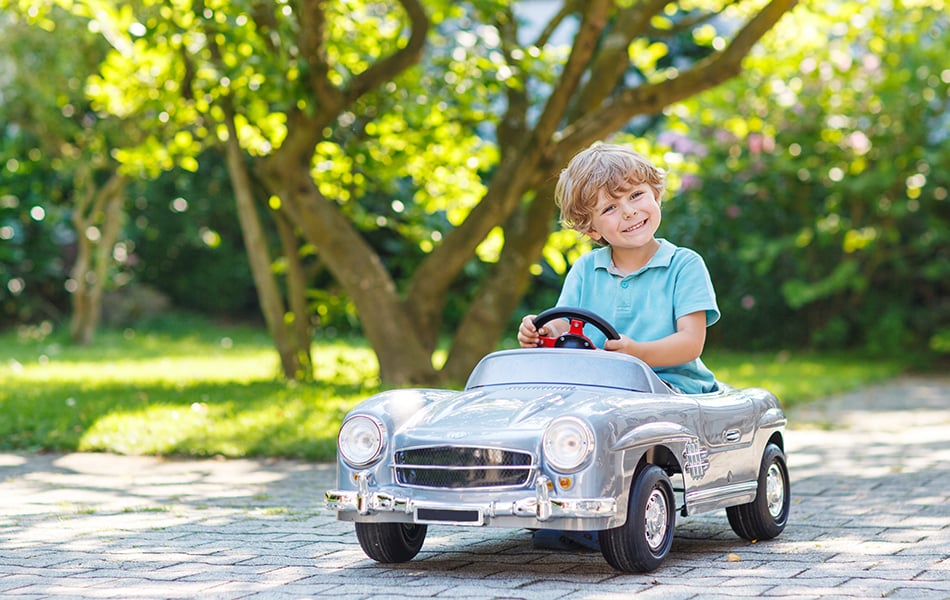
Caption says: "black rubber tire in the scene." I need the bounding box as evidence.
[354,522,427,563]
[600,464,676,573]
[726,443,790,541]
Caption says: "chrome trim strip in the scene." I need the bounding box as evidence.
[685,480,757,505]
[392,444,536,463]
[395,464,533,471]
[325,473,616,523]
[391,465,538,491]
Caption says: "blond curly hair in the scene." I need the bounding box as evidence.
[555,143,666,234]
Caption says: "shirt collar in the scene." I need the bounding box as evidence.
[594,239,676,276]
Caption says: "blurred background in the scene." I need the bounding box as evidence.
[2,0,947,387]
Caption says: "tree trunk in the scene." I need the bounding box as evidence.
[69,171,126,345]
[440,181,560,382]
[264,157,438,386]
[222,114,309,380]
[274,211,315,380]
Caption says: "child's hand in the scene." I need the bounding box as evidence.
[603,334,635,354]
[517,315,543,348]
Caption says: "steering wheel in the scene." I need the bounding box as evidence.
[533,307,620,350]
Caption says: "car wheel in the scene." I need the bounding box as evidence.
[726,443,790,541]
[354,522,427,563]
[600,464,676,573]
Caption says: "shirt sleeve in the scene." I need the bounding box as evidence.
[555,255,585,309]
[673,250,720,327]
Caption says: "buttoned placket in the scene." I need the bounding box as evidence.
[616,274,635,314]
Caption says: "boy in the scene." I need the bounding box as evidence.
[517,142,719,394]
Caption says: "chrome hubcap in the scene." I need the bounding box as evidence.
[765,462,785,518]
[643,488,669,551]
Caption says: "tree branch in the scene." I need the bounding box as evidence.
[572,0,668,112]
[404,0,610,323]
[556,0,798,157]
[531,0,611,147]
[297,0,344,114]
[495,5,529,152]
[646,1,740,38]
[277,0,428,163]
[343,0,429,104]
[532,0,582,48]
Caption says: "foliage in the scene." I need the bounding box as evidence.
[0,8,109,326]
[126,155,260,316]
[0,3,150,340]
[9,0,942,384]
[0,316,906,460]
[0,134,74,324]
[56,0,798,385]
[661,0,950,355]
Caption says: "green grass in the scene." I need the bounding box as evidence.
[1,315,906,461]
[704,349,905,405]
[1,315,380,460]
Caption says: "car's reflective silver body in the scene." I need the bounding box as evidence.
[326,348,786,532]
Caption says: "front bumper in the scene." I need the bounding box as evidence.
[326,473,617,528]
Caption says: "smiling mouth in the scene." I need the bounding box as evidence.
[623,218,647,233]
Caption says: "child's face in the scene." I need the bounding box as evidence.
[586,182,661,250]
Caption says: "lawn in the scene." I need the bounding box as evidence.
[1,315,906,461]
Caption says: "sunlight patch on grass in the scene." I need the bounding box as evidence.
[77,391,353,458]
[9,354,281,386]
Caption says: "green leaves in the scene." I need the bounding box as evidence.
[666,0,950,353]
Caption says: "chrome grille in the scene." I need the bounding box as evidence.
[394,446,534,489]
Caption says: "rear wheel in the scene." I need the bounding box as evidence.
[354,522,427,563]
[600,465,676,573]
[727,443,790,541]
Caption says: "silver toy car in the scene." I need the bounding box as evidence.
[325,307,790,572]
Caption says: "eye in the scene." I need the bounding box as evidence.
[601,204,616,215]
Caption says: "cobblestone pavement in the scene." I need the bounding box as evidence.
[1,376,948,600]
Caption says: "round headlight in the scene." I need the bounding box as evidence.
[543,417,594,472]
[338,415,385,467]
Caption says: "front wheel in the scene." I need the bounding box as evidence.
[727,443,790,541]
[600,464,676,573]
[354,522,427,563]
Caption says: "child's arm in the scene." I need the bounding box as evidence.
[603,311,707,367]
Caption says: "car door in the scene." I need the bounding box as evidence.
[697,391,758,487]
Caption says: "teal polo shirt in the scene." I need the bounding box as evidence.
[556,239,720,394]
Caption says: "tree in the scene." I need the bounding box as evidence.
[0,4,133,344]
[73,0,798,384]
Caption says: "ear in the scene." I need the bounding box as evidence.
[586,228,603,242]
